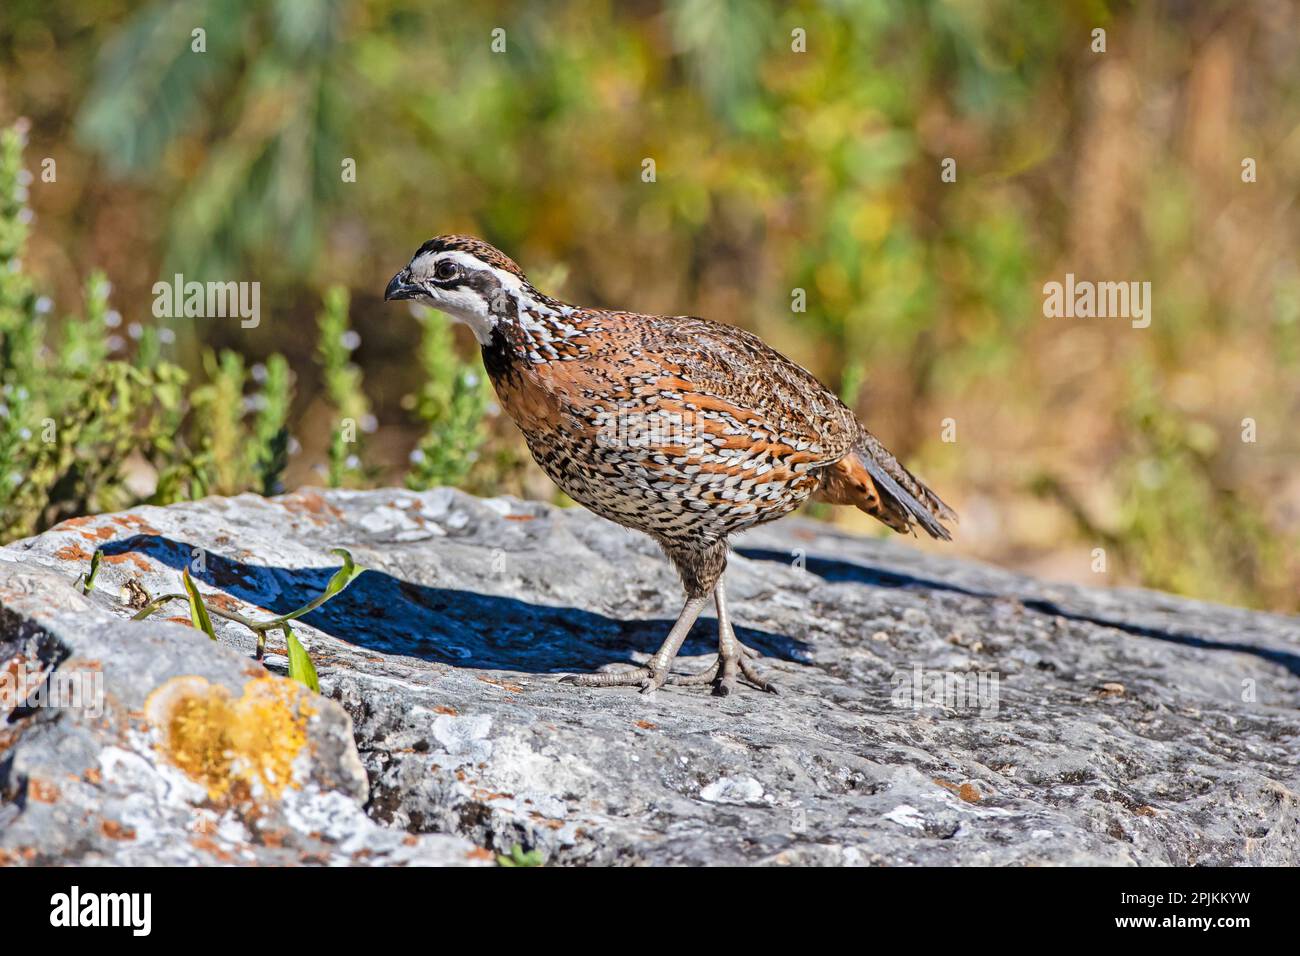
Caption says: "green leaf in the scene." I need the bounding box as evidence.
[81,550,102,594]
[260,548,366,627]
[181,567,217,640]
[496,843,544,867]
[284,624,320,692]
[323,547,365,598]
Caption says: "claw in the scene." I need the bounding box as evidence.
[739,655,778,693]
[560,584,779,699]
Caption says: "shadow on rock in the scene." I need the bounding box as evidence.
[101,535,806,673]
[737,545,1300,679]
[735,546,986,597]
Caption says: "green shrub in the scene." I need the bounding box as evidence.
[0,122,294,538]
[0,121,491,542]
[315,285,372,488]
[404,306,491,491]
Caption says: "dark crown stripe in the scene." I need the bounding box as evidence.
[415,234,527,280]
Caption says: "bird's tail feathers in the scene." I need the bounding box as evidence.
[818,431,956,541]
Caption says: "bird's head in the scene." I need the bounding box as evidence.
[384,235,533,344]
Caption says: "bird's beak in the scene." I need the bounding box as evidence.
[384,270,419,301]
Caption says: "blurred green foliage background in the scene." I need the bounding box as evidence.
[1,0,1297,611]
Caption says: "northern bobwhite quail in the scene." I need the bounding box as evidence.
[385,236,956,696]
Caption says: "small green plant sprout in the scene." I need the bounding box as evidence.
[79,550,102,595]
[181,567,217,640]
[284,624,320,693]
[497,843,544,867]
[98,547,366,690]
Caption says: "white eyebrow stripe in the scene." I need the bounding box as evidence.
[436,251,526,293]
[435,250,571,318]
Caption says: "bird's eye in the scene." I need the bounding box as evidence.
[434,260,459,281]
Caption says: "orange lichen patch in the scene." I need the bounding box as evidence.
[84,767,103,785]
[277,490,344,522]
[165,616,193,626]
[433,705,459,716]
[101,551,152,572]
[27,778,60,803]
[257,828,288,848]
[112,514,161,535]
[191,835,235,862]
[203,592,244,613]
[465,846,495,861]
[1,655,41,702]
[934,779,983,803]
[144,675,317,803]
[504,514,535,522]
[49,514,96,530]
[101,819,136,840]
[79,525,117,542]
[634,720,658,730]
[476,675,524,693]
[54,543,94,562]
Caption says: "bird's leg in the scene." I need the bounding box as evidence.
[668,578,779,696]
[561,593,709,694]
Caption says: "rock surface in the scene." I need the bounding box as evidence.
[1,487,1297,865]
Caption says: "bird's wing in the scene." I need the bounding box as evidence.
[645,315,860,466]
[645,315,956,539]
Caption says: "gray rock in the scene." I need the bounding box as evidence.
[1,487,1297,865]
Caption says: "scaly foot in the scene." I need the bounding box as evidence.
[667,642,779,696]
[560,666,668,694]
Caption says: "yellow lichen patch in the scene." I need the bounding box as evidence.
[144,675,317,803]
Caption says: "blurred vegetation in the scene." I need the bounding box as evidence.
[0,120,293,536]
[0,122,481,536]
[0,0,1297,611]
[315,285,372,488]
[404,308,493,492]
